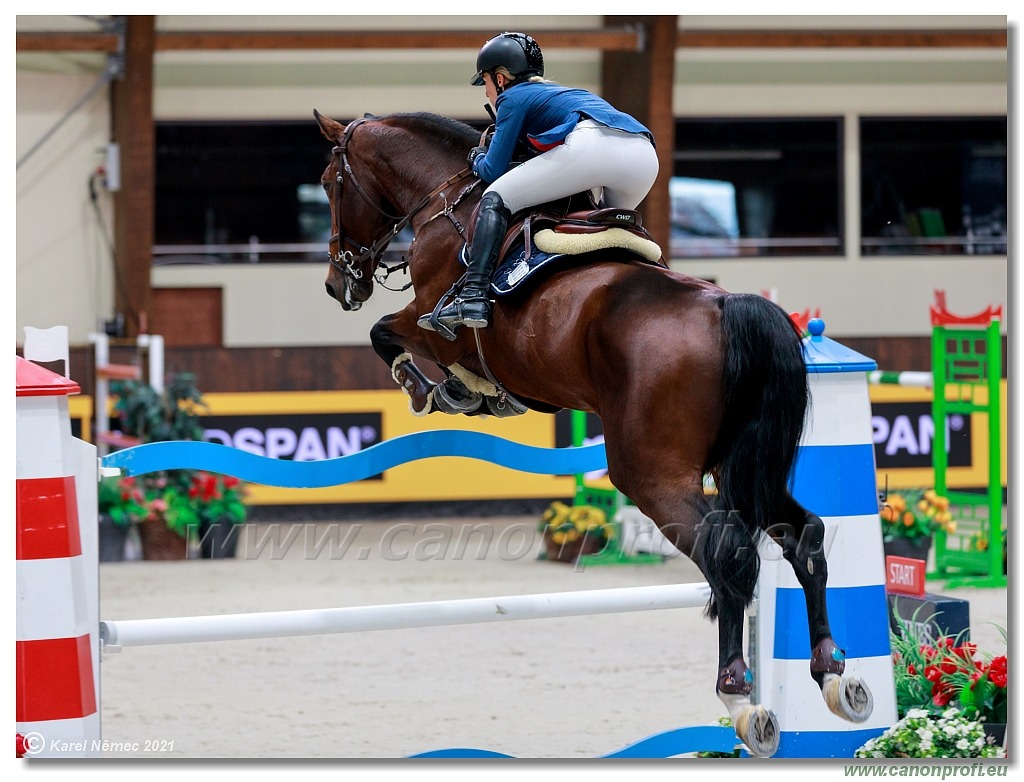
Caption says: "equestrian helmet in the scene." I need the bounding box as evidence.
[471,32,544,86]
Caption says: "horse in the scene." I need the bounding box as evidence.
[313,109,874,757]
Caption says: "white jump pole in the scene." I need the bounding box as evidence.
[867,370,932,388]
[100,583,711,650]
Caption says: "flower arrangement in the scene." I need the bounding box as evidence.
[889,612,1007,727]
[188,471,248,526]
[538,501,616,561]
[540,501,616,544]
[98,475,151,527]
[854,708,1002,759]
[134,471,198,538]
[880,489,954,542]
[109,373,207,543]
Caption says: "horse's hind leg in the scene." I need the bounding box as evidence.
[644,490,780,757]
[713,594,780,757]
[774,502,874,723]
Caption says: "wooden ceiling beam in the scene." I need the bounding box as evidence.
[154,29,643,51]
[16,28,643,54]
[676,29,1007,49]
[19,26,1007,54]
[16,32,120,52]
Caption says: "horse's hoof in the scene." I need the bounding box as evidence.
[822,674,873,723]
[734,705,780,758]
[432,378,483,415]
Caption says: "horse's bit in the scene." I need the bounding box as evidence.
[327,117,480,292]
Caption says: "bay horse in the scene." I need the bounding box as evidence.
[314,110,873,756]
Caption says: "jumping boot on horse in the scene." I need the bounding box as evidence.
[420,192,510,340]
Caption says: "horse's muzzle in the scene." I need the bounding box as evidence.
[325,277,370,311]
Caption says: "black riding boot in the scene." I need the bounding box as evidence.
[433,192,509,333]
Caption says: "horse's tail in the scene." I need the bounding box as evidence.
[702,292,809,619]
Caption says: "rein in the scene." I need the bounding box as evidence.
[328,117,480,291]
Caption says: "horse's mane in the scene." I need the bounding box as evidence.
[374,112,480,150]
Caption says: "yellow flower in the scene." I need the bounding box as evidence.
[543,501,571,524]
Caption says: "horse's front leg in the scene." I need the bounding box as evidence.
[370,306,483,417]
[775,508,874,723]
[371,310,438,415]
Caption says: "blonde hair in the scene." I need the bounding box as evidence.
[493,66,556,85]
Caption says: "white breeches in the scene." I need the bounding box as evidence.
[484,119,660,214]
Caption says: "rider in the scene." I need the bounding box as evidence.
[425,31,660,337]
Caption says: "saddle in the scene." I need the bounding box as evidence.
[455,197,666,299]
[423,195,667,340]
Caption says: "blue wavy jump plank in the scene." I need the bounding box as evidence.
[99,431,608,488]
[407,725,739,758]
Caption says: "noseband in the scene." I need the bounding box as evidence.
[327,117,479,292]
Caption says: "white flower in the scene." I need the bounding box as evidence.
[957,739,971,750]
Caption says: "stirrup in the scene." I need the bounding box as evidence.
[417,288,462,341]
[417,312,458,342]
[418,295,490,341]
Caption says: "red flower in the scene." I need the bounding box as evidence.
[190,472,221,503]
[987,656,1007,688]
[223,475,240,490]
[932,685,954,707]
[951,642,977,662]
[924,664,944,683]
[937,657,960,676]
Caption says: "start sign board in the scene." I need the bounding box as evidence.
[885,555,926,597]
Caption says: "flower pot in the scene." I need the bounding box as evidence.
[137,514,189,560]
[98,513,130,562]
[883,535,933,563]
[544,531,607,563]
[983,722,1006,749]
[199,518,242,559]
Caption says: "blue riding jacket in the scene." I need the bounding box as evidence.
[471,80,655,185]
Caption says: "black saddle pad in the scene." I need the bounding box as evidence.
[459,240,568,297]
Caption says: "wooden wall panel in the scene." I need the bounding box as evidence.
[64,335,1007,398]
[150,288,223,347]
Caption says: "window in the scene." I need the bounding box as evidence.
[153,119,486,265]
[154,121,333,263]
[860,117,1006,256]
[672,118,843,258]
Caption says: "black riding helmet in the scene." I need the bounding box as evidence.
[470,32,544,86]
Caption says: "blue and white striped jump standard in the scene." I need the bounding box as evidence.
[752,320,897,758]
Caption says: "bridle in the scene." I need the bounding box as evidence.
[327,117,481,293]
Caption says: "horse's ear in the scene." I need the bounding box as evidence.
[314,109,345,143]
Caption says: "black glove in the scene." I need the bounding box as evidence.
[467,146,487,168]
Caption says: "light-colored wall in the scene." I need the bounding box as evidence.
[16,15,1008,348]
